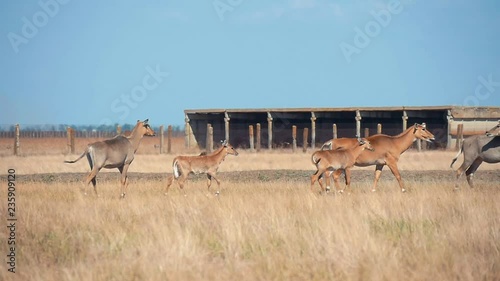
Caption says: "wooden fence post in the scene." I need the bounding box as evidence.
[66,127,75,154]
[159,125,165,154]
[256,123,261,152]
[167,125,172,154]
[116,125,122,135]
[333,124,337,139]
[364,128,370,138]
[249,125,254,151]
[14,124,20,156]
[377,123,382,134]
[292,125,297,152]
[302,128,309,153]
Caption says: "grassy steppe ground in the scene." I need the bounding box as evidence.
[0,137,499,280]
[0,170,499,281]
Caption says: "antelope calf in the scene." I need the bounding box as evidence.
[64,119,155,198]
[311,138,373,193]
[166,140,238,195]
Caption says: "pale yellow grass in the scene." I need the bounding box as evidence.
[0,179,499,281]
[1,150,499,175]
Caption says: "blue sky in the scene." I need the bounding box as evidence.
[1,0,499,127]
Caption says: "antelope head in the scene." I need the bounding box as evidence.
[485,121,500,137]
[137,119,156,137]
[357,137,374,151]
[222,140,239,156]
[413,123,435,143]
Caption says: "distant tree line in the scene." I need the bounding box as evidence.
[0,124,183,134]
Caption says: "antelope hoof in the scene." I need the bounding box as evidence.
[338,189,344,194]
[215,191,220,196]
[401,189,406,193]
[325,186,331,193]
[120,193,126,199]
[371,189,377,192]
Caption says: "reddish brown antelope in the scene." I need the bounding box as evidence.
[320,123,435,192]
[165,140,238,195]
[64,119,155,198]
[311,138,373,193]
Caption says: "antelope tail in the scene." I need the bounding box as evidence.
[450,145,463,169]
[64,150,86,164]
[173,159,181,178]
[311,153,321,165]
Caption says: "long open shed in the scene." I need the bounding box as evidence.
[184,106,500,150]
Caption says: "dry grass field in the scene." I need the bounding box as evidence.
[0,137,499,280]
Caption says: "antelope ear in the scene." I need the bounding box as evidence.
[222,140,227,146]
[143,119,149,124]
[422,123,426,129]
[137,120,141,123]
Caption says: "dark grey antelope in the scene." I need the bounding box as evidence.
[64,119,155,198]
[450,134,500,189]
[486,121,500,137]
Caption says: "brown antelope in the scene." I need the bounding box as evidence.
[321,123,435,192]
[64,119,155,198]
[311,138,373,193]
[165,140,238,195]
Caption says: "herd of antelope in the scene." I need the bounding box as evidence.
[64,119,500,198]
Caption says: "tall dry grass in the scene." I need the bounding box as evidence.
[1,137,499,280]
[0,177,499,281]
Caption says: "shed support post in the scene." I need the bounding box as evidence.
[311,112,316,149]
[267,112,273,150]
[402,110,408,132]
[224,112,230,143]
[355,110,362,138]
[447,110,453,150]
[184,114,191,149]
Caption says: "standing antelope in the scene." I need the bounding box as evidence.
[165,140,238,195]
[64,119,155,198]
[320,123,435,192]
[451,123,500,189]
[311,138,373,193]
